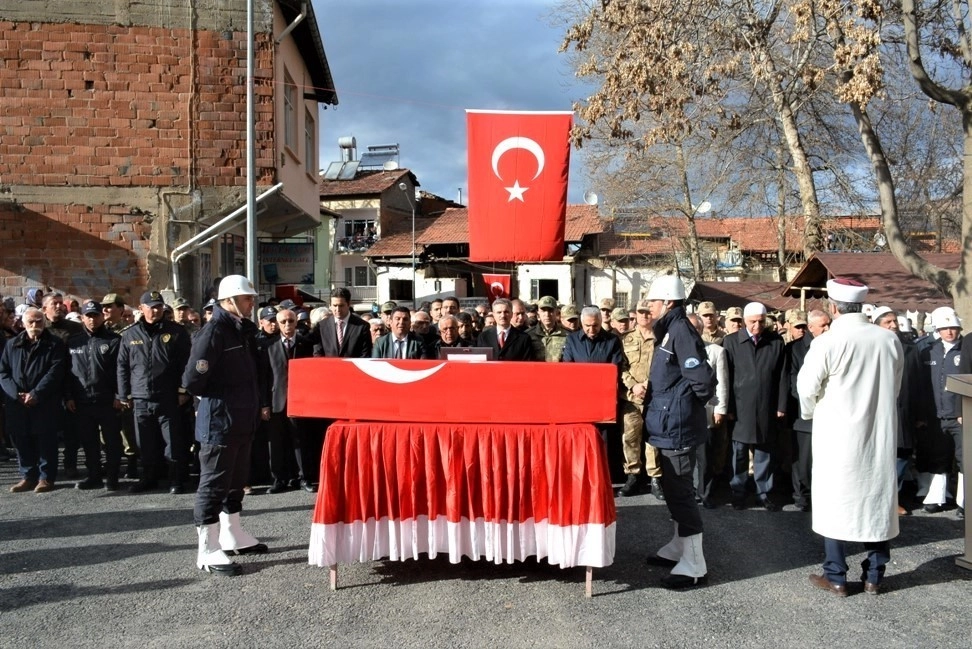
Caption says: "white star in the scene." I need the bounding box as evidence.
[504,180,528,202]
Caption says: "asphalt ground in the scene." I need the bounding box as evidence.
[1,455,969,649]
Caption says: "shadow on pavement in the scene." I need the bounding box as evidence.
[0,578,197,612]
[0,509,190,541]
[0,542,192,575]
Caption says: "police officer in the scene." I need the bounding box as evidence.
[643,275,715,589]
[66,300,123,491]
[117,291,192,493]
[184,275,267,576]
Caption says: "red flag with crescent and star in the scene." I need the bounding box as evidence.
[467,109,572,262]
[482,273,510,303]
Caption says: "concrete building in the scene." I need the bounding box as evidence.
[0,0,337,307]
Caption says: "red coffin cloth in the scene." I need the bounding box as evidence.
[309,422,617,568]
[288,358,617,424]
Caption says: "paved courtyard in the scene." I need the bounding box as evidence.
[1,457,969,649]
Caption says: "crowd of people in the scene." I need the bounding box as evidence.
[0,278,965,588]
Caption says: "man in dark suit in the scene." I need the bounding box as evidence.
[476,298,534,361]
[373,307,425,359]
[313,287,371,359]
[261,308,315,493]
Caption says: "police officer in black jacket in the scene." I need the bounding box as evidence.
[184,275,267,576]
[643,275,715,589]
[66,300,123,491]
[117,290,192,493]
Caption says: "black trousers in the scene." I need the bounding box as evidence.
[75,402,122,478]
[59,403,80,470]
[133,399,185,478]
[940,418,963,472]
[194,436,253,526]
[791,430,812,506]
[660,447,703,537]
[268,412,308,483]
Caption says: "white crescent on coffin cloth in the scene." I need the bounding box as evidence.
[491,136,545,202]
[346,359,446,384]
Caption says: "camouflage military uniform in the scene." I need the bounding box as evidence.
[620,327,661,478]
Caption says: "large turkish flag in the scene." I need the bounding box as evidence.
[467,110,572,262]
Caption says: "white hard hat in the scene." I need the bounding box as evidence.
[870,306,894,324]
[646,275,687,301]
[217,274,258,300]
[931,306,961,330]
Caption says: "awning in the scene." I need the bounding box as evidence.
[170,183,329,291]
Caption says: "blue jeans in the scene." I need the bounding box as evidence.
[823,537,890,586]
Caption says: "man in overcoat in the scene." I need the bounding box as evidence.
[723,302,788,511]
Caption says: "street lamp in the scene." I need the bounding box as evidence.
[399,182,417,308]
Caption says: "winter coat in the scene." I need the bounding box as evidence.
[66,325,120,405]
[0,329,67,433]
[724,328,788,444]
[643,306,715,450]
[117,319,191,401]
[182,305,261,446]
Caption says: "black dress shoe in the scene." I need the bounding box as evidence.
[731,496,746,511]
[267,481,288,494]
[645,555,678,567]
[701,498,718,510]
[227,542,269,556]
[759,497,780,512]
[618,474,641,497]
[661,573,708,589]
[958,507,965,520]
[923,503,944,514]
[105,478,120,492]
[300,480,317,493]
[75,477,104,490]
[650,478,665,501]
[808,574,847,597]
[169,483,187,495]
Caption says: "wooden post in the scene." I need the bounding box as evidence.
[585,567,593,598]
[329,565,337,591]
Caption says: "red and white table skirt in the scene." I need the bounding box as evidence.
[308,421,617,569]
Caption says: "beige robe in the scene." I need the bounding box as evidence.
[797,312,903,542]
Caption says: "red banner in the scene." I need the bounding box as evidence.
[288,358,617,424]
[482,273,510,303]
[467,110,572,262]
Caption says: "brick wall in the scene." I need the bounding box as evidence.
[0,19,276,300]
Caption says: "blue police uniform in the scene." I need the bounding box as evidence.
[644,305,715,539]
[183,304,262,526]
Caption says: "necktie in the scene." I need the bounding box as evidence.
[284,338,292,354]
[395,339,403,359]
[337,319,345,347]
[499,330,506,348]
[751,335,759,346]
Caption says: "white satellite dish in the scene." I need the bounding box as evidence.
[694,200,712,215]
[383,160,399,171]
[874,232,887,248]
[583,191,599,206]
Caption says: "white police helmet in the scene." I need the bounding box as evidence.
[931,306,961,330]
[217,275,258,300]
[645,275,687,301]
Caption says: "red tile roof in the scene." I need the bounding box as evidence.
[785,252,959,311]
[689,281,814,312]
[602,214,955,256]
[319,169,416,197]
[366,204,603,257]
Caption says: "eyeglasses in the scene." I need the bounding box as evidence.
[600,308,611,312]
[278,319,296,324]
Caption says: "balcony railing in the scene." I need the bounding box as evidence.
[337,235,378,254]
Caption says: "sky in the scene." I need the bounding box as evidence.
[311,0,594,205]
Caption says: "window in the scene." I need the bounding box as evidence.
[284,71,297,150]
[344,266,376,287]
[304,109,316,174]
[530,279,559,301]
[344,219,377,239]
[613,293,629,310]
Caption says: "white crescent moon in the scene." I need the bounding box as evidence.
[491,137,544,180]
[346,359,447,384]
[490,281,505,295]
